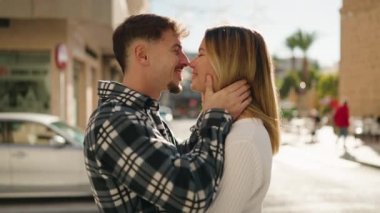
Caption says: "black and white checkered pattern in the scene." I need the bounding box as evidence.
[84,81,232,212]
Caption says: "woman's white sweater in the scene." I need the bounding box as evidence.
[207,118,273,213]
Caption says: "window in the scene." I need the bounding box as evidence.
[0,51,50,113]
[9,121,56,146]
[0,122,4,143]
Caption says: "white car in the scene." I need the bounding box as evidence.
[0,113,91,198]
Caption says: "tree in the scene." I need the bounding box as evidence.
[294,29,317,85]
[279,71,300,98]
[316,73,338,115]
[281,30,317,116]
[316,74,338,99]
[285,36,298,71]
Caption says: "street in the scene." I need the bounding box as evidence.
[0,119,379,212]
[264,145,380,212]
[0,197,97,213]
[173,119,380,212]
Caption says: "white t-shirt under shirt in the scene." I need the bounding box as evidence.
[207,118,273,213]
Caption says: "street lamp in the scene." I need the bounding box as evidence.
[298,81,307,116]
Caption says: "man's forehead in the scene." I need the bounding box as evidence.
[161,30,182,47]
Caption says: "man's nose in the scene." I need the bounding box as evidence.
[180,51,190,65]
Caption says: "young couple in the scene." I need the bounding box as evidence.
[84,13,280,213]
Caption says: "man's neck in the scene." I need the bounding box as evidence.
[122,72,161,100]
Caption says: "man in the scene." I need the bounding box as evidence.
[333,101,350,148]
[84,14,251,212]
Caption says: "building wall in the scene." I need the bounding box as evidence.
[340,0,380,117]
[0,0,123,27]
[0,18,103,128]
[0,19,66,50]
[0,19,67,117]
[0,0,148,129]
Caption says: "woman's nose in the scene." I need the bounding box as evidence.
[188,58,196,68]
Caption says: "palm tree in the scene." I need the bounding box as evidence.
[285,35,298,71]
[283,30,317,116]
[294,29,316,86]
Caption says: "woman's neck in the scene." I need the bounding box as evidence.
[236,110,253,120]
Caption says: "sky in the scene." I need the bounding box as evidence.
[148,0,342,68]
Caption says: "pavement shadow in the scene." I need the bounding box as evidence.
[340,146,380,169]
[339,150,357,161]
[362,141,380,155]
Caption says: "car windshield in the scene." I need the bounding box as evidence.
[51,121,85,145]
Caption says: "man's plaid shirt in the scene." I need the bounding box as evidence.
[84,81,232,212]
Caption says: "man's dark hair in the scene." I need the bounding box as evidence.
[112,14,187,73]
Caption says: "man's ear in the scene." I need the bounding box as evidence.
[134,43,149,66]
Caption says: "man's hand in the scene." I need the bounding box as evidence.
[202,75,252,120]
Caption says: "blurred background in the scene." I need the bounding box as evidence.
[1,0,380,212]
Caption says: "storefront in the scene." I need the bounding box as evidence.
[0,18,119,129]
[0,51,50,113]
[0,0,148,129]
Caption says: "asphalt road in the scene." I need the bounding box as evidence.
[0,197,97,213]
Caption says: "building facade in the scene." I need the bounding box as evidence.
[0,0,147,129]
[340,0,380,117]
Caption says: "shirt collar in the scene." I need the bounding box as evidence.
[97,80,159,112]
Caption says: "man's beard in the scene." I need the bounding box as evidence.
[167,81,182,94]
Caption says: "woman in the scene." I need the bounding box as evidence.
[190,26,280,213]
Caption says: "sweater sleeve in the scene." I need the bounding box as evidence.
[207,139,262,213]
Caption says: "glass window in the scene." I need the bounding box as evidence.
[9,121,56,146]
[0,51,50,113]
[0,122,13,144]
[0,122,4,143]
[51,121,84,145]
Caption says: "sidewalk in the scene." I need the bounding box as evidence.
[281,124,380,169]
[341,135,380,169]
[319,126,380,169]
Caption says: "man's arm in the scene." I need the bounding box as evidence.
[94,109,231,212]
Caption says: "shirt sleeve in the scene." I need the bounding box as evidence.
[94,109,232,212]
[207,140,260,213]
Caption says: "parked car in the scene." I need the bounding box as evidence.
[0,113,91,198]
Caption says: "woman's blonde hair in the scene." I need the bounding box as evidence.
[204,26,280,154]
